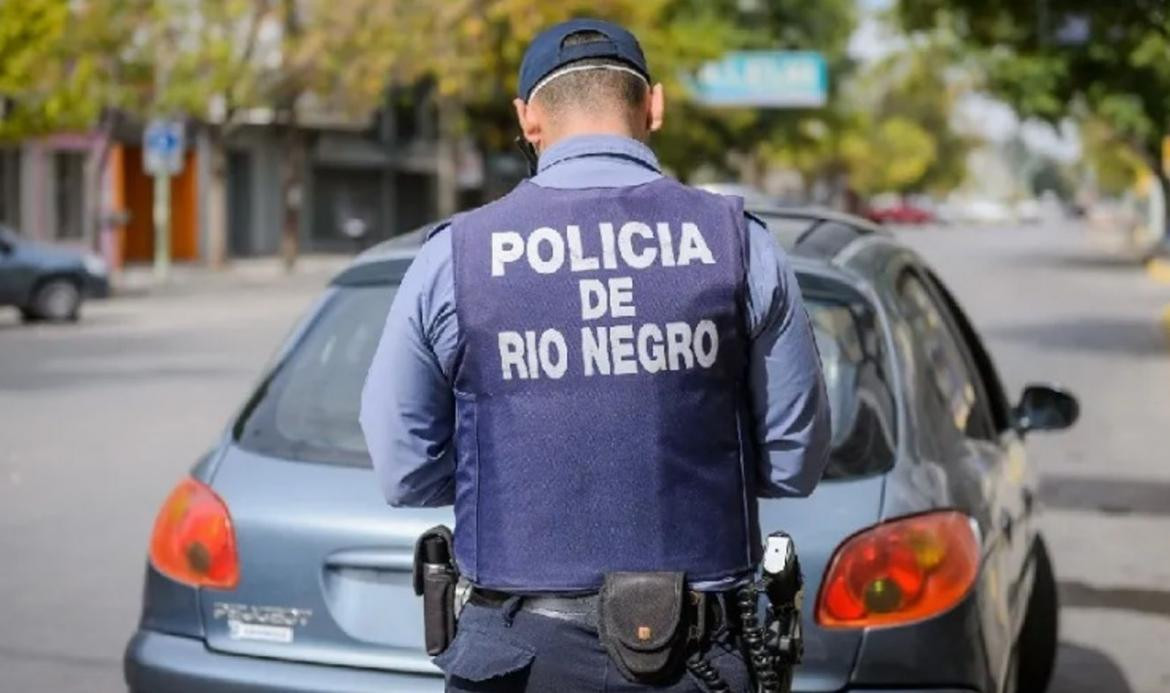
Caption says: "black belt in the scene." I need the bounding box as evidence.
[469,587,729,634]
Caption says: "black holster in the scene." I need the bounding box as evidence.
[412,525,458,656]
[597,572,699,684]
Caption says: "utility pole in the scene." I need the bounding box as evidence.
[145,24,182,283]
[152,171,170,280]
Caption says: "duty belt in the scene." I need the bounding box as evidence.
[469,586,729,634]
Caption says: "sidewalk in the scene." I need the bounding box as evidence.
[111,254,354,297]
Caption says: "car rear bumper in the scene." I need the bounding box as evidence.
[124,629,442,693]
[126,628,978,693]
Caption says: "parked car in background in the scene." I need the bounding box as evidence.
[125,206,1076,693]
[865,196,935,225]
[0,226,109,322]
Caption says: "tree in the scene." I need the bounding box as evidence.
[372,0,859,191]
[896,0,1170,243]
[113,0,332,270]
[1080,117,1144,197]
[751,28,973,201]
[868,35,975,195]
[131,0,274,268]
[840,116,937,196]
[364,0,743,216]
[0,0,102,140]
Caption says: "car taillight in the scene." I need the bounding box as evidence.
[816,510,978,628]
[149,477,239,589]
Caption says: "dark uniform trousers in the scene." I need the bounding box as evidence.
[435,600,751,692]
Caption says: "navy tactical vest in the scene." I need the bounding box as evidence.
[449,177,757,592]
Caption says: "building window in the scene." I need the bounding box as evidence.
[0,148,19,228]
[54,151,85,240]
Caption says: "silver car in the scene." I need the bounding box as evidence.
[124,208,1075,692]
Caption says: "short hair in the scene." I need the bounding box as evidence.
[530,31,648,120]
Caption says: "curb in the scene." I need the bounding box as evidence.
[1148,258,1170,285]
[1150,260,1170,346]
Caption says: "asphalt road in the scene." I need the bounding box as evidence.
[0,223,1167,692]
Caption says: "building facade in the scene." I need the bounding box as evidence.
[0,95,522,268]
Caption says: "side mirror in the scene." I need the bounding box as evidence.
[1013,384,1079,434]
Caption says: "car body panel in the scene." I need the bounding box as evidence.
[126,629,440,693]
[188,441,885,691]
[759,474,886,690]
[200,445,445,674]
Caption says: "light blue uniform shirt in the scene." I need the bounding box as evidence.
[360,135,831,585]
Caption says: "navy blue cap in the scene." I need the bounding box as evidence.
[518,19,650,101]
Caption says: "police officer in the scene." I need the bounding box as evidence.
[360,18,831,692]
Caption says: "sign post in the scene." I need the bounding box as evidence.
[143,120,185,281]
[687,51,829,108]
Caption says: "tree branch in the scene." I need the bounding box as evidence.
[221,0,274,136]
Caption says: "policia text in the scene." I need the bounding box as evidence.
[490,221,721,381]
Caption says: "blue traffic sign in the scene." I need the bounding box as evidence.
[688,52,828,108]
[146,129,179,154]
[143,120,185,176]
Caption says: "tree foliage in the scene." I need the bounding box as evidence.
[840,116,936,195]
[1080,117,1145,196]
[0,0,102,139]
[869,36,975,194]
[896,0,1170,193]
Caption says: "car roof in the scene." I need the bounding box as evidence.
[747,204,889,261]
[334,205,892,286]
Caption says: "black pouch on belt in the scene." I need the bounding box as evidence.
[412,525,458,656]
[598,571,692,684]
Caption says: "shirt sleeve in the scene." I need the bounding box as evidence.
[743,216,832,498]
[359,226,459,507]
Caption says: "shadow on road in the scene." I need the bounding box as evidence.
[1060,580,1170,619]
[0,311,135,332]
[985,316,1167,357]
[1008,249,1147,275]
[0,643,117,670]
[1050,642,1134,693]
[1042,474,1170,517]
[0,327,253,391]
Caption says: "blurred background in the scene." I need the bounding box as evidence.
[0,0,1166,270]
[1,1,1168,692]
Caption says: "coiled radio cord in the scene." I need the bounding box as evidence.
[686,650,731,692]
[737,584,782,693]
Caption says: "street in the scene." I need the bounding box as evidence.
[0,267,336,692]
[1,224,1168,692]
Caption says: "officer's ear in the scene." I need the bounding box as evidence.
[514,98,542,147]
[648,83,665,133]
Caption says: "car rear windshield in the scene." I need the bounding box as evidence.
[233,278,897,478]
